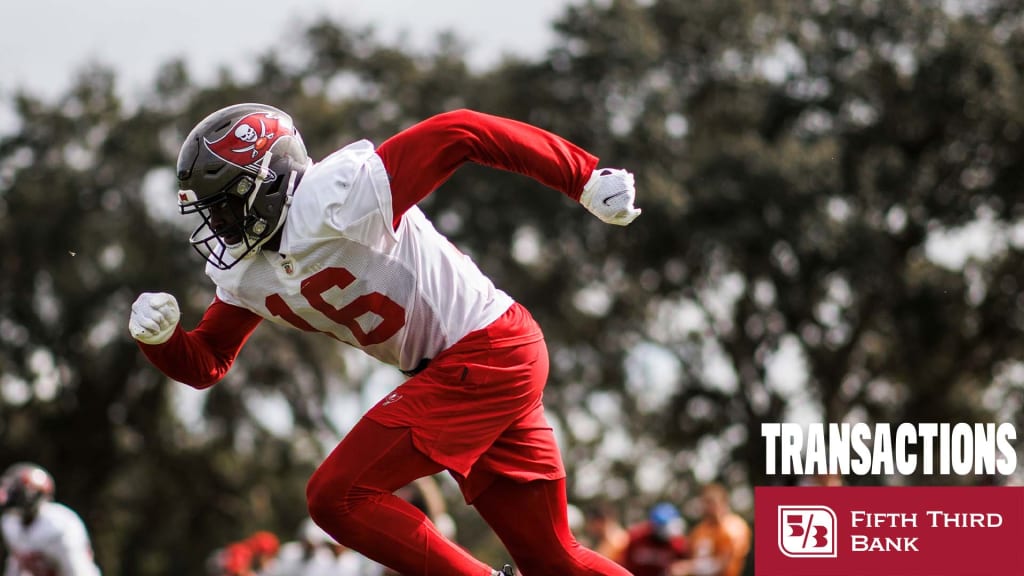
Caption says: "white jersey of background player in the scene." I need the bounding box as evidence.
[0,464,100,576]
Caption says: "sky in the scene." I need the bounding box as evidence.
[3,0,573,101]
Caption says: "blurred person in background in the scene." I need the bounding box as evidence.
[671,484,749,576]
[218,542,256,576]
[129,104,641,576]
[621,502,689,576]
[0,463,101,576]
[269,518,376,576]
[268,519,328,576]
[245,531,280,575]
[582,502,629,564]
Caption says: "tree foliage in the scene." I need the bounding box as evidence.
[2,1,1023,573]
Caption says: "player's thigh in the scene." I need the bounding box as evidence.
[309,417,444,497]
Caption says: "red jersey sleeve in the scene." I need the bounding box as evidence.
[137,296,262,389]
[376,109,599,229]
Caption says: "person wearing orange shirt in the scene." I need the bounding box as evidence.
[672,484,750,576]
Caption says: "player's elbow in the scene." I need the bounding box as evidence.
[429,109,489,138]
[434,108,482,124]
[183,376,220,390]
[178,364,231,390]
[428,109,497,158]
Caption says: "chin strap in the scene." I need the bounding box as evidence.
[282,162,300,208]
[246,152,276,236]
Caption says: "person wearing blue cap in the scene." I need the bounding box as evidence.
[621,502,690,576]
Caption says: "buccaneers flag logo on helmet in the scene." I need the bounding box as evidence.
[203,112,295,175]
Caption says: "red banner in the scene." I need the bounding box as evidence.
[755,486,1024,575]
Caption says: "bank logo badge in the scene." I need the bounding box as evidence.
[778,505,838,558]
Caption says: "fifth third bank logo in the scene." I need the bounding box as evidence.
[778,505,838,558]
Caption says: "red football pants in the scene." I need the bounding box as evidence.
[306,418,633,576]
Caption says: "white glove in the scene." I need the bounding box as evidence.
[129,292,181,345]
[580,168,641,226]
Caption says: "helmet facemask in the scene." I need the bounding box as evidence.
[180,151,299,269]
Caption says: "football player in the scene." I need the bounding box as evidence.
[129,105,640,576]
[0,463,102,576]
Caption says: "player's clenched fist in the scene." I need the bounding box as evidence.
[580,168,642,226]
[129,292,180,345]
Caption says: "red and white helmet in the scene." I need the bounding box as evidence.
[0,462,55,514]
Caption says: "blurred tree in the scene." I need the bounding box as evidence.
[0,16,494,575]
[502,0,1024,500]
[3,1,1024,574]
[0,64,319,574]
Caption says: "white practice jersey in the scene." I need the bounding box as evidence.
[208,140,514,372]
[1,503,100,576]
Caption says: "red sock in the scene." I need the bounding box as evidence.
[306,418,493,575]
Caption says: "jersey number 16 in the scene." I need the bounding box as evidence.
[265,266,406,346]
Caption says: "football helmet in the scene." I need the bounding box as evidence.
[0,462,55,516]
[176,103,309,269]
